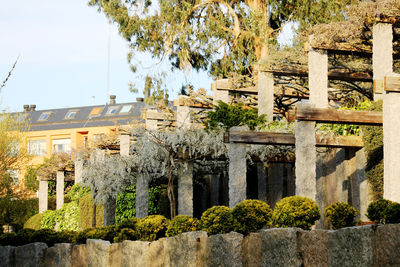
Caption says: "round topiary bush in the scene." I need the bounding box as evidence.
[201,206,235,235]
[325,202,359,229]
[232,199,272,235]
[384,202,400,224]
[24,213,44,230]
[114,228,138,243]
[136,215,169,241]
[367,199,392,223]
[166,215,200,237]
[272,196,320,230]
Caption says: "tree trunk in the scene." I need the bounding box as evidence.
[167,153,176,218]
[92,203,97,228]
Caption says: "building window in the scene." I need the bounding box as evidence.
[28,140,46,156]
[106,106,119,115]
[52,139,71,153]
[65,110,78,119]
[7,141,19,157]
[119,105,133,114]
[38,112,52,121]
[89,107,103,117]
[7,170,19,185]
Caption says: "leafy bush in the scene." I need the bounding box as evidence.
[40,210,61,230]
[166,215,200,237]
[136,215,169,241]
[117,218,138,230]
[0,197,38,230]
[24,167,39,191]
[367,199,392,223]
[114,228,138,243]
[58,202,80,231]
[384,202,400,224]
[67,184,91,203]
[232,199,272,235]
[24,213,44,230]
[272,196,320,230]
[79,193,104,229]
[325,202,359,229]
[201,206,235,235]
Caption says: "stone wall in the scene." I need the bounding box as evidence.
[2,224,400,267]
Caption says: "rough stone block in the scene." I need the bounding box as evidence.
[327,225,373,267]
[147,238,165,267]
[242,233,261,267]
[15,242,48,267]
[297,230,328,267]
[110,243,123,267]
[0,246,15,267]
[71,244,86,267]
[210,232,243,267]
[372,224,400,266]
[258,228,302,267]
[164,231,208,267]
[44,243,72,267]
[122,240,151,267]
[86,239,111,267]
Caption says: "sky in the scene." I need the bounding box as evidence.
[0,0,213,112]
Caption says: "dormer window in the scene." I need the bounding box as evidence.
[65,110,78,119]
[119,105,133,114]
[38,112,52,121]
[89,107,103,118]
[106,106,119,115]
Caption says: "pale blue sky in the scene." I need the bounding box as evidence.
[0,0,213,112]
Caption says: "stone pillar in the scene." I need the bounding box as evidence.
[146,119,158,131]
[258,71,274,122]
[39,180,48,213]
[177,105,191,129]
[308,43,328,108]
[136,173,149,218]
[74,155,83,184]
[178,162,193,216]
[56,171,64,210]
[257,163,267,203]
[295,103,316,200]
[228,126,247,208]
[356,148,369,221]
[119,134,130,156]
[212,81,230,106]
[335,148,348,203]
[373,23,393,100]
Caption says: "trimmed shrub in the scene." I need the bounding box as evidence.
[0,198,38,230]
[325,202,359,229]
[166,215,200,237]
[40,210,61,230]
[136,215,169,241]
[201,206,235,235]
[117,218,138,231]
[232,199,272,235]
[24,213,44,230]
[78,193,104,229]
[367,199,392,223]
[114,228,138,243]
[74,225,118,243]
[384,202,400,224]
[272,196,320,230]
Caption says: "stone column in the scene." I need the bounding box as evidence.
[257,163,267,203]
[356,148,369,221]
[258,71,274,121]
[308,44,328,108]
[177,105,191,129]
[335,148,348,203]
[74,155,83,184]
[373,23,393,100]
[212,81,229,106]
[228,126,247,208]
[119,134,130,156]
[136,173,149,218]
[39,180,48,213]
[295,103,317,200]
[178,162,193,216]
[56,171,65,210]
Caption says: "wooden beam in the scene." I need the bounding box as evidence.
[145,110,174,121]
[296,107,382,126]
[385,76,400,92]
[265,69,373,82]
[226,131,364,148]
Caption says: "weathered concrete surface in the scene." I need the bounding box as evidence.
[136,173,149,218]
[373,23,393,99]
[356,147,369,221]
[122,240,151,267]
[308,46,328,108]
[209,232,243,267]
[242,233,262,267]
[229,126,247,208]
[86,239,111,267]
[71,244,87,267]
[372,224,400,267]
[295,103,316,200]
[327,226,374,267]
[109,243,122,267]
[258,71,274,121]
[164,231,208,267]
[257,163,267,203]
[258,228,302,267]
[56,171,65,210]
[178,162,193,216]
[119,134,130,156]
[212,82,230,105]
[176,105,191,129]
[15,242,48,267]
[103,197,116,226]
[335,148,348,203]
[147,238,165,267]
[0,246,15,267]
[44,243,72,267]
[298,230,328,267]
[74,155,83,184]
[39,180,48,213]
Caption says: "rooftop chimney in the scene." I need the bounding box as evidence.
[109,95,116,105]
[23,105,29,112]
[29,105,36,111]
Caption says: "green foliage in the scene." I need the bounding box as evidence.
[79,193,104,230]
[324,202,359,229]
[272,196,320,230]
[166,215,200,237]
[149,185,170,217]
[67,184,91,203]
[58,202,80,231]
[232,199,272,235]
[24,167,39,191]
[0,228,77,247]
[200,206,235,235]
[24,213,44,230]
[205,101,266,131]
[0,198,38,230]
[40,210,61,230]
[384,203,400,224]
[136,215,169,241]
[114,228,138,243]
[367,199,392,223]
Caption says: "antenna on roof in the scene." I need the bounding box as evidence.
[92,96,95,105]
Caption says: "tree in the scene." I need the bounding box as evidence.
[88,0,354,80]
